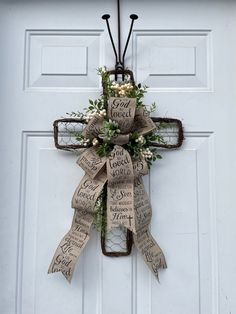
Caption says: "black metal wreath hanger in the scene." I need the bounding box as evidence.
[102,0,138,79]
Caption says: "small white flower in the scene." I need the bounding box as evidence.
[141,148,153,160]
[100,109,106,116]
[92,138,99,146]
[101,67,106,73]
[136,135,145,144]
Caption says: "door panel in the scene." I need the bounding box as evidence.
[1,1,235,313]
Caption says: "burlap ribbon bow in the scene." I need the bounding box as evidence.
[48,97,167,282]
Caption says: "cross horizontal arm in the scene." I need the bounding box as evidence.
[53,117,183,151]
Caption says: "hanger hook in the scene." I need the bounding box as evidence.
[122,14,138,68]
[102,1,138,75]
[102,14,118,65]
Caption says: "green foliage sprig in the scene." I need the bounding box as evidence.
[93,186,107,235]
[66,111,86,120]
[96,142,112,157]
[99,119,120,142]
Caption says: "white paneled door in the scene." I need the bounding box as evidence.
[1,1,236,313]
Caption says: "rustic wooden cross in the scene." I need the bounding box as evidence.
[53,67,183,257]
[53,0,183,256]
